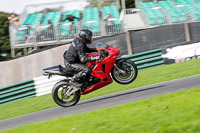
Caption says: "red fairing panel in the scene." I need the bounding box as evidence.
[87,46,120,79]
[80,76,113,95]
[80,46,120,95]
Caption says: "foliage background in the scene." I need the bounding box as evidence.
[0,12,11,61]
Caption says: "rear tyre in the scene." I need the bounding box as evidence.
[111,59,138,84]
[52,80,80,107]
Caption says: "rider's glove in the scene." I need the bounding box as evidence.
[91,55,101,61]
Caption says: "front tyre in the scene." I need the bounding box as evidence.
[52,80,80,107]
[111,59,138,84]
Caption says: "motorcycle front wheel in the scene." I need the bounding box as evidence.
[111,59,138,84]
[52,80,80,107]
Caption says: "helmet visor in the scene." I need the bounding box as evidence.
[86,34,93,44]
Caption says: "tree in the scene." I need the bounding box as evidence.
[0,12,11,61]
[125,0,135,8]
[119,0,135,9]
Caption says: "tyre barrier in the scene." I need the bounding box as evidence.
[0,80,35,105]
[124,49,165,70]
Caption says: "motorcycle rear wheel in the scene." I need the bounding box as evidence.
[52,80,80,107]
[111,59,138,84]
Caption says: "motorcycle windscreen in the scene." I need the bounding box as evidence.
[95,42,110,48]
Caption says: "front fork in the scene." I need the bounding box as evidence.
[114,64,126,75]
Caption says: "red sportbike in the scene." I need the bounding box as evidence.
[43,42,138,107]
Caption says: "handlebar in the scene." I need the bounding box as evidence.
[95,49,109,63]
[99,49,109,58]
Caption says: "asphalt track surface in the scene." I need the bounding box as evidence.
[1,74,200,131]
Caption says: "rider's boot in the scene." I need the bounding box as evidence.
[70,77,83,88]
[70,72,85,88]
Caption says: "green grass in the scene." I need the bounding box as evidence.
[1,59,200,121]
[2,87,200,133]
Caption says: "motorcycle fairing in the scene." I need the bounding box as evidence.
[80,46,120,95]
[80,76,112,95]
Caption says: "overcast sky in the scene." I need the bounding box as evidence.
[0,0,88,14]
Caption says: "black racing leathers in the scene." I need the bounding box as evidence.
[64,38,97,64]
[63,38,97,82]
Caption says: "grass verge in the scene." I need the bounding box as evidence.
[2,87,200,133]
[0,59,200,121]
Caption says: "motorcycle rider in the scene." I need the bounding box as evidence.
[63,29,100,88]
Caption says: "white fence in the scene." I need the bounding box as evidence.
[34,75,65,96]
